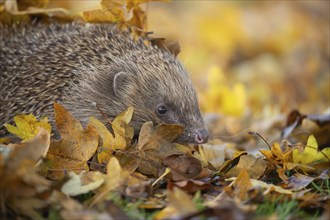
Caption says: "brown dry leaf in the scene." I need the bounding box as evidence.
[7,197,48,220]
[218,151,247,174]
[155,187,197,219]
[286,170,329,191]
[114,148,142,174]
[149,38,181,57]
[282,109,307,139]
[45,191,112,219]
[277,168,289,183]
[282,110,330,148]
[46,103,99,180]
[84,0,136,28]
[4,128,50,171]
[163,154,203,181]
[137,121,184,151]
[101,0,167,27]
[168,179,213,193]
[259,142,306,172]
[90,107,134,164]
[136,121,191,177]
[232,169,252,200]
[127,6,146,35]
[198,199,248,220]
[1,129,51,219]
[224,154,268,179]
[125,172,152,198]
[84,0,169,37]
[294,191,330,209]
[197,144,226,170]
[88,156,129,207]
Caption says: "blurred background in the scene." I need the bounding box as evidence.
[145,1,330,145]
[45,0,329,116]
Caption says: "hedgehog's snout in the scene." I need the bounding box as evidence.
[193,128,209,144]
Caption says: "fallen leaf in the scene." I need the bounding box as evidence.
[4,114,51,141]
[1,129,51,219]
[197,144,226,170]
[88,156,129,207]
[233,169,252,200]
[218,151,247,174]
[46,103,99,180]
[163,154,203,181]
[287,170,329,191]
[168,179,213,193]
[90,106,134,164]
[224,154,268,179]
[155,187,197,219]
[226,177,293,195]
[83,8,125,23]
[61,171,105,196]
[293,135,330,170]
[136,121,190,177]
[4,128,50,171]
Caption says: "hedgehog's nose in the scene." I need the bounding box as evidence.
[194,128,209,144]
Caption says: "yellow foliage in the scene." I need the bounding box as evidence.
[90,107,134,164]
[4,114,51,141]
[201,66,246,116]
[198,5,246,57]
[155,187,197,219]
[293,135,330,165]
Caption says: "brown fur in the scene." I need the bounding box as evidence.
[0,23,208,143]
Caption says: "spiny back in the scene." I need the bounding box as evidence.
[0,23,208,144]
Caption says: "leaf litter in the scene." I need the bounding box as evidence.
[1,0,329,219]
[1,103,329,219]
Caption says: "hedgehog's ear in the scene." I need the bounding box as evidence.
[113,71,134,97]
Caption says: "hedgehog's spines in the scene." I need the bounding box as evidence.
[0,23,208,143]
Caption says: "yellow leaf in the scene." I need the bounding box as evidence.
[155,187,197,219]
[293,135,330,166]
[111,106,134,147]
[89,156,129,207]
[4,114,51,141]
[105,156,127,188]
[233,169,252,200]
[89,117,115,164]
[90,107,134,164]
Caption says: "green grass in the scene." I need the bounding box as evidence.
[193,191,206,211]
[255,195,319,220]
[311,179,330,195]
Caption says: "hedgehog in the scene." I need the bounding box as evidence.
[0,23,209,144]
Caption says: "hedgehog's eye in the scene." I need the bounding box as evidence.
[156,104,167,115]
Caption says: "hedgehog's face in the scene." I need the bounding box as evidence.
[112,58,209,144]
[152,100,209,144]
